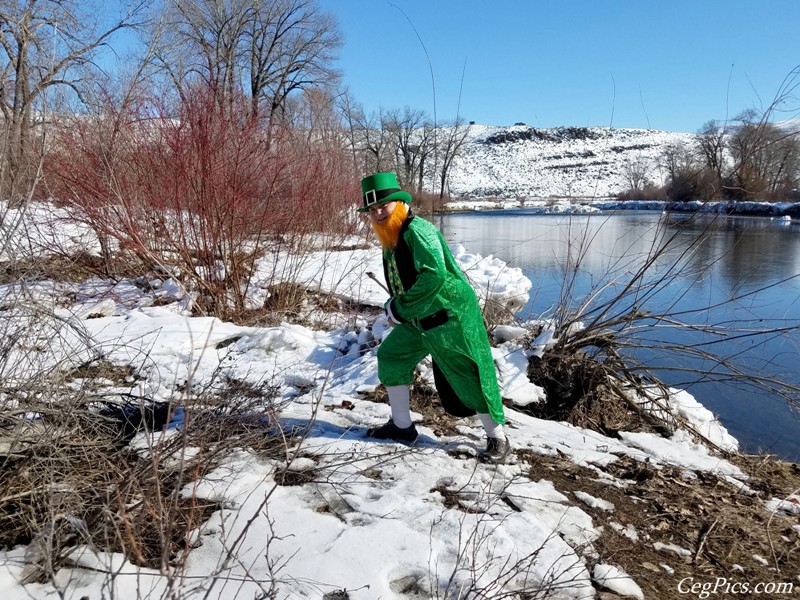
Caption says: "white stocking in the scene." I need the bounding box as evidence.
[387,385,412,429]
[477,413,506,440]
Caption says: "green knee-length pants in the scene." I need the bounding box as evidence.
[376,317,505,425]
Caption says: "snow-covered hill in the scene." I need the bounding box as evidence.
[448,124,696,199]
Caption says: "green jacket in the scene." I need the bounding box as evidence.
[379,211,505,423]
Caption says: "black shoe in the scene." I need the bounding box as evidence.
[366,419,418,442]
[480,436,510,464]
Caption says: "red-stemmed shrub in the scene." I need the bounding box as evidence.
[46,84,360,318]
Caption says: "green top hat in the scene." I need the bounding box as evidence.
[357,172,413,213]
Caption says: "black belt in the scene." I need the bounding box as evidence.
[419,309,449,331]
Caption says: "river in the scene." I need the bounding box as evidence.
[437,210,800,462]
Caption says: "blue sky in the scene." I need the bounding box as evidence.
[319,0,800,132]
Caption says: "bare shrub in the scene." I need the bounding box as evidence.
[1,361,292,592]
[615,185,666,201]
[45,83,360,320]
[410,188,450,215]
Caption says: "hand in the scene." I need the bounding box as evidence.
[384,299,400,326]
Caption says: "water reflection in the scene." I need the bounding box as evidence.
[667,216,800,292]
[438,210,800,460]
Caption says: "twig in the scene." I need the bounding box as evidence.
[694,517,719,565]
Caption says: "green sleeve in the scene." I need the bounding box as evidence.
[392,224,447,321]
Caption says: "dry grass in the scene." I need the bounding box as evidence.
[517,449,800,600]
[522,344,799,599]
[0,252,142,284]
[0,372,294,583]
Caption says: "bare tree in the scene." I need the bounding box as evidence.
[382,106,429,189]
[0,0,146,204]
[154,0,340,123]
[621,154,652,192]
[695,120,727,200]
[660,143,696,183]
[661,142,701,201]
[728,109,800,199]
[413,123,436,194]
[245,0,340,120]
[337,89,365,173]
[435,117,471,201]
[351,107,392,174]
[340,101,468,202]
[342,102,437,193]
[289,87,345,147]
[160,0,253,99]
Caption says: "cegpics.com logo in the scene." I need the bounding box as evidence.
[678,577,795,598]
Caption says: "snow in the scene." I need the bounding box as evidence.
[618,429,743,477]
[573,491,615,513]
[653,542,692,558]
[438,125,800,224]
[447,125,695,200]
[660,388,739,452]
[494,342,546,407]
[609,521,639,541]
[0,201,775,600]
[0,201,102,259]
[766,495,800,516]
[592,563,644,599]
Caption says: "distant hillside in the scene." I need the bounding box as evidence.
[448,124,696,199]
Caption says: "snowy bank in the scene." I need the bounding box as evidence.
[1,205,796,600]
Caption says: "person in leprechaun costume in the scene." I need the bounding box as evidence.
[358,172,510,463]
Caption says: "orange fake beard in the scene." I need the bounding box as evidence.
[371,202,408,249]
